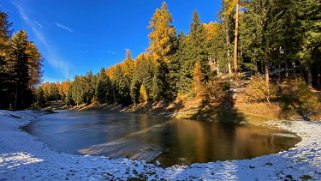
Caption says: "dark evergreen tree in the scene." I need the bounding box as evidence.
[5,30,32,109]
[151,61,168,101]
[95,68,108,103]
[65,84,74,106]
[34,87,46,108]
[0,10,12,109]
[130,77,140,104]
[179,11,209,93]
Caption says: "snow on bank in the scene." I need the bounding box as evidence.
[0,110,320,180]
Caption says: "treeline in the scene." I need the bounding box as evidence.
[0,11,42,109]
[37,0,321,108]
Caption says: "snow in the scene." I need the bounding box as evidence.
[0,110,320,180]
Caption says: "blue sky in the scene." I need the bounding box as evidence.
[0,0,221,82]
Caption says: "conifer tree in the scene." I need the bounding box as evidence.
[35,87,46,108]
[151,62,167,101]
[65,84,74,106]
[5,30,31,109]
[220,0,236,76]
[295,0,321,87]
[130,77,140,104]
[0,11,12,108]
[179,11,208,93]
[96,68,108,103]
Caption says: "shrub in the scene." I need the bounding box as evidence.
[280,78,320,112]
[245,75,276,103]
[205,80,230,100]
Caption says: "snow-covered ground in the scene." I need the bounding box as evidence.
[0,110,320,180]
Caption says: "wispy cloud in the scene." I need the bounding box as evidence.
[34,21,44,29]
[107,50,116,55]
[55,22,73,33]
[12,1,70,79]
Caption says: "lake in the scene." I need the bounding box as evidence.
[24,110,300,167]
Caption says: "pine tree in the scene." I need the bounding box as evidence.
[5,30,31,109]
[295,0,321,87]
[133,53,155,96]
[0,11,12,108]
[104,76,114,103]
[151,61,167,101]
[220,0,236,75]
[179,11,208,94]
[130,77,140,104]
[113,65,131,104]
[35,87,46,108]
[95,68,108,103]
[239,0,274,84]
[65,84,74,106]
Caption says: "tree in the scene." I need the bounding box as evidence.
[96,68,108,103]
[5,30,32,109]
[193,61,205,95]
[65,84,74,106]
[295,0,321,87]
[26,42,42,90]
[34,87,46,108]
[132,53,155,101]
[0,10,12,109]
[239,0,274,84]
[179,11,208,93]
[123,49,135,84]
[151,62,167,101]
[139,84,148,103]
[130,77,140,104]
[148,2,177,63]
[220,0,237,76]
[233,0,240,79]
[113,65,131,104]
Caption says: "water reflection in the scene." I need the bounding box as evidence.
[25,111,300,167]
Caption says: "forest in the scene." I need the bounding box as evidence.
[0,11,42,109]
[1,0,320,113]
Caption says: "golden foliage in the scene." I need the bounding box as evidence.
[245,75,276,103]
[139,84,148,103]
[148,2,176,63]
[203,22,220,40]
[193,61,205,95]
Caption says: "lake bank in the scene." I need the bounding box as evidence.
[1,110,321,180]
[61,98,321,125]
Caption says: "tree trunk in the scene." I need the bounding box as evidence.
[306,64,313,88]
[265,59,270,85]
[14,83,18,110]
[233,0,239,80]
[317,64,320,89]
[276,62,278,82]
[284,58,288,77]
[228,59,232,76]
[226,24,232,76]
[293,61,296,78]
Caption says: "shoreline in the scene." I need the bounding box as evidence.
[0,110,321,180]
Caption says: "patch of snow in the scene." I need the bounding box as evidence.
[0,110,320,180]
